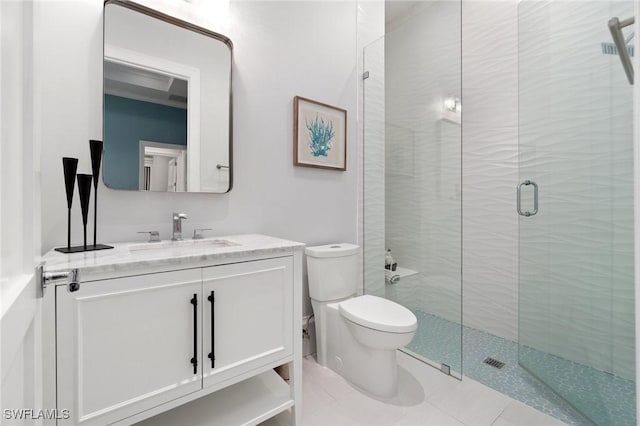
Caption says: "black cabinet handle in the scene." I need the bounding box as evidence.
[207,290,215,368]
[190,294,198,374]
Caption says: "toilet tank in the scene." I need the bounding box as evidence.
[305,243,360,302]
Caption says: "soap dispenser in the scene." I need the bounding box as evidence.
[385,249,394,270]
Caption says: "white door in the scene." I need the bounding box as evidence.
[202,257,293,390]
[56,269,202,425]
[0,0,43,421]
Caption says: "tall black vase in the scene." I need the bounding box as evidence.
[89,140,103,247]
[62,157,78,251]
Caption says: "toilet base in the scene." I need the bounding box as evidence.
[312,299,400,399]
[333,343,399,399]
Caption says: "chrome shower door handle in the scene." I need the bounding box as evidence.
[529,180,538,216]
[517,180,539,217]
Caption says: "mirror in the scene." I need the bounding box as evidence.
[103,0,232,193]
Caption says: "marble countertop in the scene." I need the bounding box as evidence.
[41,234,305,276]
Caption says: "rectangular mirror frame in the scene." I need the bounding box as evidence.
[103,0,233,193]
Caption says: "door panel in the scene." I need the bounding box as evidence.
[56,269,202,425]
[518,1,635,424]
[0,0,42,419]
[202,257,293,388]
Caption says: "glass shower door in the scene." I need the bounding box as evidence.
[518,1,635,424]
[363,0,462,378]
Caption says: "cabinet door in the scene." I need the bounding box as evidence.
[202,257,293,388]
[56,269,202,425]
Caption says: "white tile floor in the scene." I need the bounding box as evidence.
[263,352,567,426]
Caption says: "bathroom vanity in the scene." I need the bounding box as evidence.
[40,234,304,425]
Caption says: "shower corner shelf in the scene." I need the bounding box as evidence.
[395,267,418,278]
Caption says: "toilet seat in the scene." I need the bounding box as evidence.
[339,295,417,334]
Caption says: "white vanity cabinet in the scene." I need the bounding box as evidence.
[43,235,303,426]
[56,269,204,425]
[202,257,293,389]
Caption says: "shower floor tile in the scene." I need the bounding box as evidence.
[406,310,636,426]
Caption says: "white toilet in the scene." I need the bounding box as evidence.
[306,243,417,399]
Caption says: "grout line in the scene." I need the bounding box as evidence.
[491,404,511,426]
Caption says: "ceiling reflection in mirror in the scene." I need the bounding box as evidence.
[103,0,232,193]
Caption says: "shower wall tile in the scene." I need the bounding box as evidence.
[462,85,518,129]
[384,1,462,327]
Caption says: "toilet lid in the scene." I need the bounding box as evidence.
[339,295,417,334]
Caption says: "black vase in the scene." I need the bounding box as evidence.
[89,140,103,247]
[62,157,78,250]
[54,150,113,254]
[77,174,93,251]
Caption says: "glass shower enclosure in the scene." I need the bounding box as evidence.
[363,0,635,424]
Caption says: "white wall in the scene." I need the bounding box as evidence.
[35,1,359,317]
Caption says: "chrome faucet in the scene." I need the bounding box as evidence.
[172,212,188,241]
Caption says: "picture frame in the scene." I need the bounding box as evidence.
[294,96,347,171]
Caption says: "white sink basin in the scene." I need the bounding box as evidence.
[129,238,239,251]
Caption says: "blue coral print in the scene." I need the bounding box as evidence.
[305,114,335,157]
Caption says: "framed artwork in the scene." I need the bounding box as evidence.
[294,96,347,171]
